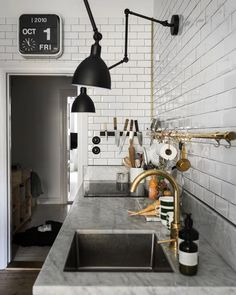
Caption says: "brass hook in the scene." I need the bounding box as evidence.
[224,139,231,148]
[214,139,220,147]
[161,128,168,142]
[154,130,161,143]
[167,130,172,144]
[173,129,180,144]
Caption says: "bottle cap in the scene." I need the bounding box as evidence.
[184,213,193,229]
[163,190,172,196]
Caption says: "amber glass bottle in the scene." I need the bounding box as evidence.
[179,232,198,276]
[148,175,158,199]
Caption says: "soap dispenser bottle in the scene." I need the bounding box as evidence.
[179,231,198,276]
[178,213,199,253]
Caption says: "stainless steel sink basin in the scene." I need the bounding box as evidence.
[83,182,147,198]
[64,231,173,272]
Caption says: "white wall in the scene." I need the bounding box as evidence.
[0,14,152,165]
[87,16,152,165]
[153,0,236,225]
[0,0,154,17]
[0,0,153,269]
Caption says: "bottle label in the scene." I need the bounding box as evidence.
[178,238,199,254]
[178,238,184,254]
[179,250,198,266]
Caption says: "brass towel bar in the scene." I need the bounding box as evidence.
[151,130,236,148]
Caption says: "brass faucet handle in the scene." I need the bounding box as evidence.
[157,238,178,251]
[157,238,176,244]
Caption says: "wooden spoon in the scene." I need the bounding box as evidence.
[123,157,132,168]
[128,139,136,168]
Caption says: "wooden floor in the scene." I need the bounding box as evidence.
[0,269,40,295]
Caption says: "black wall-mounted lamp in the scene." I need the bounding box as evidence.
[71,87,95,113]
[72,0,179,112]
[72,0,111,90]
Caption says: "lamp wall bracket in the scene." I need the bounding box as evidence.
[127,9,179,34]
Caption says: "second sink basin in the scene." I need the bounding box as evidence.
[64,230,173,272]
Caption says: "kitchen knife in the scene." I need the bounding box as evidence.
[129,119,134,141]
[154,119,161,132]
[102,123,108,141]
[113,117,120,147]
[119,119,129,154]
[134,119,143,146]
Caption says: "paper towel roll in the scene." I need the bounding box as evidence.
[159,144,177,160]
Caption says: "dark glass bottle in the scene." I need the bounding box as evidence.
[179,232,198,276]
[178,213,199,253]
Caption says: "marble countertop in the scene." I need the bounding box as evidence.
[33,184,236,295]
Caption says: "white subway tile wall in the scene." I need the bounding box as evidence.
[0,16,152,165]
[153,0,236,225]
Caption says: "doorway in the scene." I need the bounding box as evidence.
[67,96,79,202]
[9,75,76,266]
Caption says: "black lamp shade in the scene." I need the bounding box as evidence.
[71,87,95,113]
[72,43,111,89]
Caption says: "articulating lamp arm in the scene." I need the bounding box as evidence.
[127,9,175,27]
[108,9,179,70]
[108,9,129,70]
[83,0,102,42]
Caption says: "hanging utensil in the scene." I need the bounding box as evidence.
[119,119,129,154]
[172,141,182,170]
[150,118,157,146]
[176,142,191,172]
[128,120,135,167]
[172,142,182,170]
[135,119,143,146]
[142,146,148,166]
[113,117,120,147]
[154,119,161,131]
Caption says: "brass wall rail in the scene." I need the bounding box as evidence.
[151,130,236,148]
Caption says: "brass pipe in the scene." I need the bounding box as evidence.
[150,22,154,119]
[152,130,236,142]
[130,169,181,251]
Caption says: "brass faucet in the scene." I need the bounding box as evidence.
[130,169,181,251]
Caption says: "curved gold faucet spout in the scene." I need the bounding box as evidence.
[130,169,181,251]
